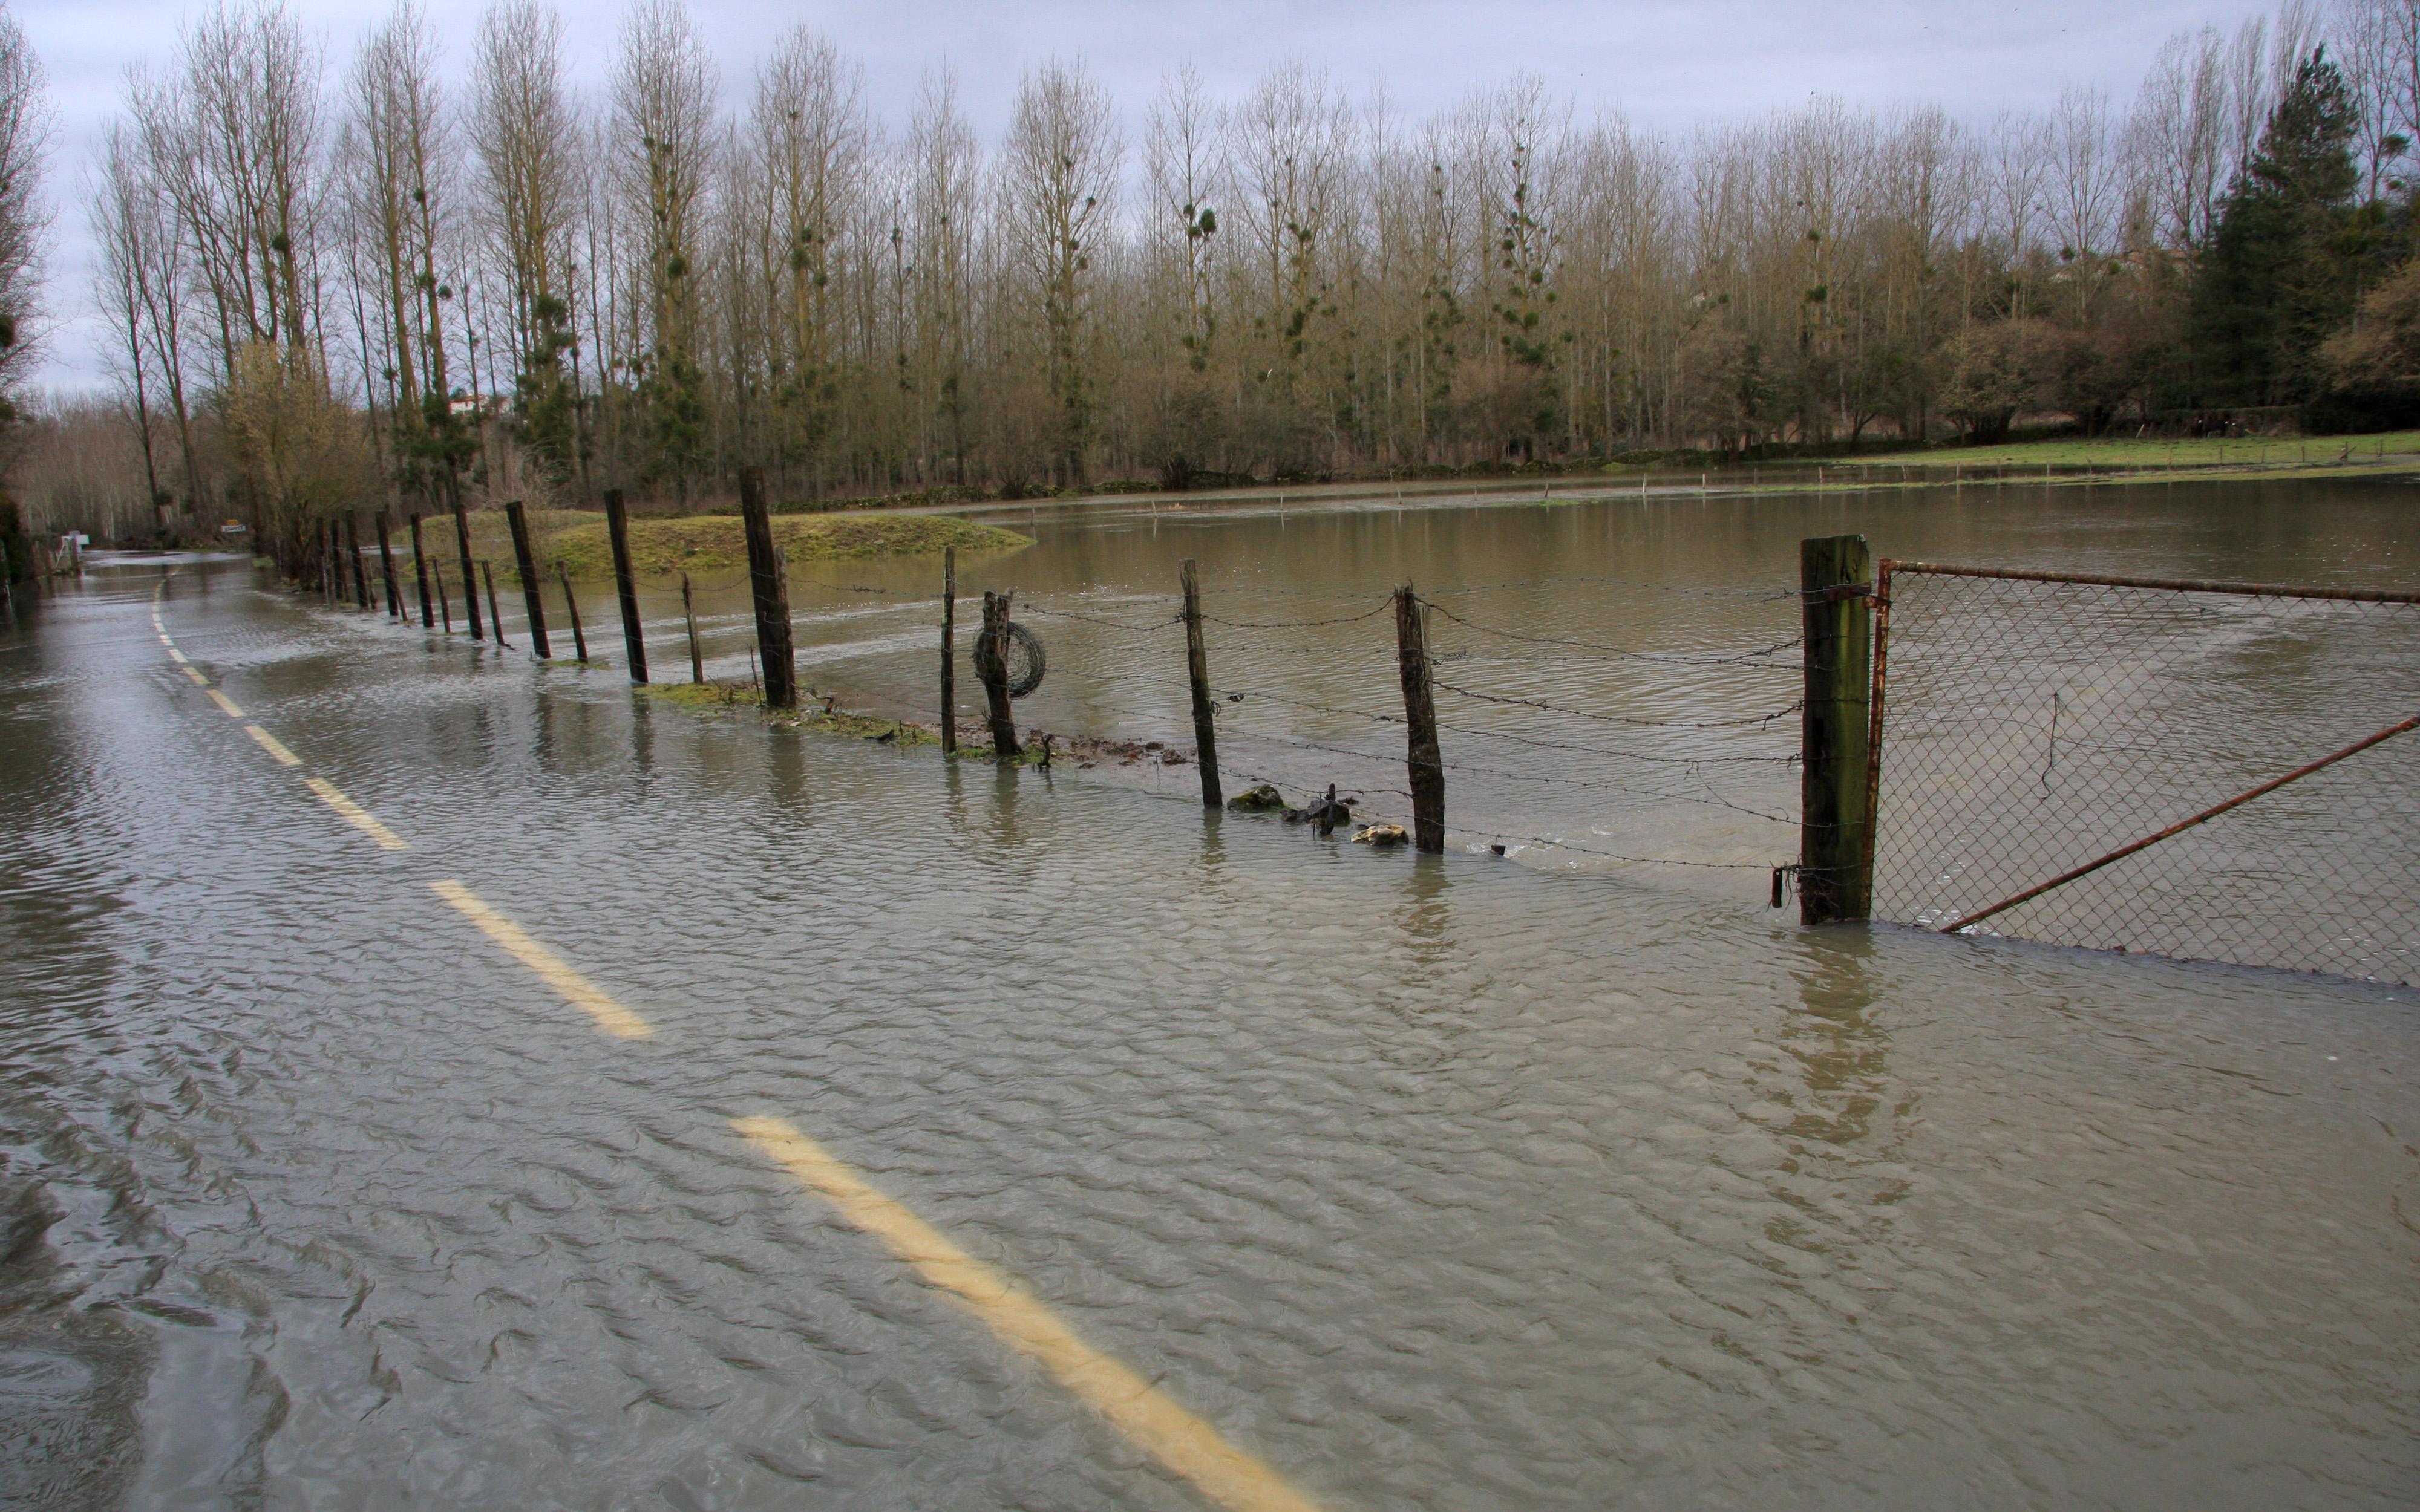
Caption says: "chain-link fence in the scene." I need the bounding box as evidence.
[1868,563,2420,984]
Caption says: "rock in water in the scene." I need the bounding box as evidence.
[1353,824,1410,847]
[1226,783,1287,813]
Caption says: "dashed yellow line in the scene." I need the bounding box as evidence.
[428,881,653,1038]
[304,777,409,850]
[165,616,414,853]
[733,1116,1321,1512]
[244,724,302,766]
[154,592,1306,1507]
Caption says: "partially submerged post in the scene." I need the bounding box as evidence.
[1180,558,1221,807]
[681,572,704,682]
[1798,533,1874,925]
[938,546,957,754]
[482,560,509,647]
[557,565,590,663]
[1394,584,1445,852]
[737,469,796,708]
[452,494,483,641]
[605,489,647,683]
[408,513,435,627]
[979,589,1020,759]
[503,500,552,657]
[345,513,371,609]
[432,561,452,632]
[374,510,402,618]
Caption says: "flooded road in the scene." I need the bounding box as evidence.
[4,481,2419,1509]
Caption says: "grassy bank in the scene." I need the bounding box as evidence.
[426,509,1027,584]
[1851,431,2420,469]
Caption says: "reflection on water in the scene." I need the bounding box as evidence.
[1777,930,1897,1152]
[1,484,2416,1508]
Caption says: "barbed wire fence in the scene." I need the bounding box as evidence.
[894,570,1813,879]
[364,509,2420,986]
[1868,564,2420,985]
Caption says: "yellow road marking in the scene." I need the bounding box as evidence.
[168,647,188,663]
[182,666,209,686]
[732,1116,1320,1512]
[244,725,301,766]
[208,689,244,718]
[428,881,653,1038]
[304,777,409,850]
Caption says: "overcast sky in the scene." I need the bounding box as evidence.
[19,0,2276,392]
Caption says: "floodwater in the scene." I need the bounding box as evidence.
[2,477,2416,1510]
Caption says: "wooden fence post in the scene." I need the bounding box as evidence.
[375,510,403,618]
[432,561,452,632]
[1799,533,1874,925]
[452,493,483,641]
[408,512,434,627]
[605,489,647,683]
[939,546,957,754]
[503,500,552,657]
[558,565,590,663]
[482,561,509,647]
[979,588,1019,759]
[345,513,371,609]
[1181,558,1221,807]
[737,469,796,708]
[681,572,704,682]
[1395,584,1446,852]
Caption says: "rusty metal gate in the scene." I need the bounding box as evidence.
[1866,562,2420,984]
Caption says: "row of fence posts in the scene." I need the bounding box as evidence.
[312,485,724,683]
[306,490,1879,927]
[920,533,1876,926]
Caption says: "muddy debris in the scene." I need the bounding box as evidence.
[1226,783,1288,813]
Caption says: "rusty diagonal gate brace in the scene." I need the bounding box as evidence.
[1866,560,2420,937]
[1935,710,2420,934]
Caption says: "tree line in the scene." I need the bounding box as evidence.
[32,0,2420,553]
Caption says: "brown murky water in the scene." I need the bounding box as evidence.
[2,478,2416,1509]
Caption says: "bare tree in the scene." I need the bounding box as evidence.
[0,3,45,411]
[2131,27,2231,252]
[2336,0,2415,198]
[998,57,1119,481]
[907,66,977,481]
[748,24,866,490]
[143,1,327,388]
[91,123,171,525]
[610,0,718,492]
[2047,86,2121,321]
[468,0,583,481]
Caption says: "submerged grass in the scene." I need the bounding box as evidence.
[417,509,1027,585]
[644,679,1058,762]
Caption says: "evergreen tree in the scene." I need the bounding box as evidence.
[2192,48,2363,406]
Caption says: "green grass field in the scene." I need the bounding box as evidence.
[1852,432,2420,469]
[419,508,1028,585]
